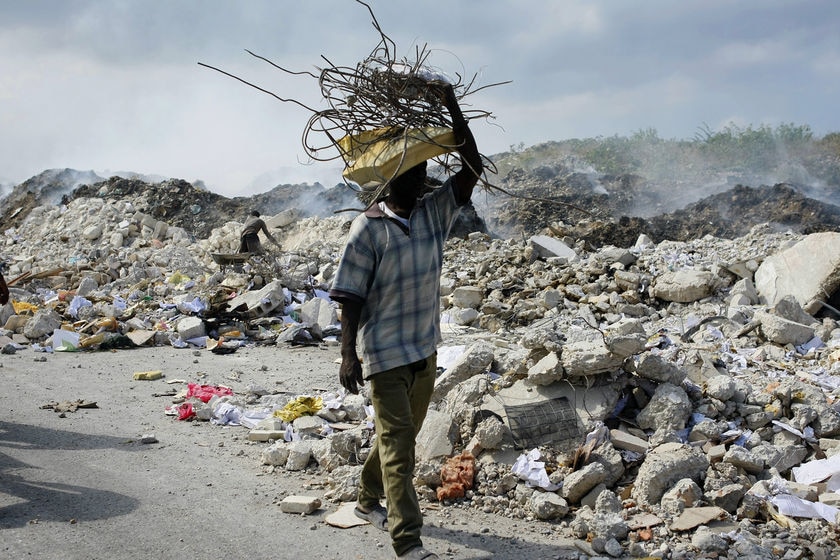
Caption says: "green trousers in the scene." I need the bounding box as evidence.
[358,355,436,556]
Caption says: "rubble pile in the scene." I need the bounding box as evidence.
[4,174,840,557]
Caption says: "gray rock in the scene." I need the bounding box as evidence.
[704,374,736,401]
[432,341,494,402]
[756,311,816,346]
[561,340,624,377]
[298,297,338,330]
[23,309,62,340]
[634,352,684,384]
[691,526,728,554]
[651,269,715,303]
[526,351,564,385]
[529,491,569,520]
[285,441,312,471]
[632,443,709,505]
[529,235,576,261]
[637,383,692,431]
[415,409,456,461]
[755,231,840,314]
[708,483,746,513]
[560,462,607,503]
[450,286,484,309]
[723,445,764,474]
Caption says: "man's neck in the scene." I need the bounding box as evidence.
[384,198,414,219]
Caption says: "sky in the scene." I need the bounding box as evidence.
[1,0,839,197]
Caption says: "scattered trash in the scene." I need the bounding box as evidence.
[133,370,164,381]
[40,399,98,414]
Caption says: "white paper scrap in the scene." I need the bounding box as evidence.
[792,454,840,485]
[771,493,839,524]
[512,449,560,491]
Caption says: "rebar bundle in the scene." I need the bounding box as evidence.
[199,1,591,216]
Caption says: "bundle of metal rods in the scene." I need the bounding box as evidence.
[200,0,505,206]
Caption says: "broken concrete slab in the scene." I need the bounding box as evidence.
[650,269,715,303]
[279,495,322,514]
[529,235,577,261]
[755,231,840,314]
[632,443,709,505]
[225,279,285,317]
[669,506,729,532]
[324,502,369,528]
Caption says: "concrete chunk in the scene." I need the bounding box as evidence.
[529,235,576,261]
[651,270,715,303]
[755,232,840,314]
[610,429,649,454]
[279,495,322,514]
[632,443,709,505]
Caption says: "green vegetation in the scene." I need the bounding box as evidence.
[493,122,840,188]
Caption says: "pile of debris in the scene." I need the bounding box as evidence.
[3,175,840,557]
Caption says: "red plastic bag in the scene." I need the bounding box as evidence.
[185,383,233,403]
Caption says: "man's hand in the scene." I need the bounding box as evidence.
[0,273,9,306]
[339,354,364,394]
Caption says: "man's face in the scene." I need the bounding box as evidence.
[390,162,427,200]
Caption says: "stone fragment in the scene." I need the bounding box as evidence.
[580,483,608,510]
[690,526,728,554]
[450,286,484,309]
[651,270,715,303]
[526,351,564,385]
[755,231,840,314]
[728,277,758,304]
[298,297,338,330]
[670,506,728,531]
[432,341,494,402]
[707,483,746,513]
[661,478,703,515]
[560,462,607,503]
[561,340,624,377]
[750,442,808,475]
[23,310,62,340]
[279,495,322,514]
[774,295,818,325]
[609,429,649,454]
[704,374,736,401]
[755,311,816,346]
[636,383,692,431]
[285,441,312,471]
[633,352,683,384]
[261,442,290,466]
[292,414,328,437]
[529,491,569,520]
[176,316,206,341]
[226,279,285,317]
[415,409,456,461]
[632,443,709,505]
[722,445,764,474]
[529,235,576,261]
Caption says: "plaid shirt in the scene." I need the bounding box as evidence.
[329,178,461,378]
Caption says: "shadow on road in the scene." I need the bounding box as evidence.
[0,420,141,528]
[426,522,580,560]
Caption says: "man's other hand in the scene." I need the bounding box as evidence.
[339,356,364,394]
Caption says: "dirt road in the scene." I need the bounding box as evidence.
[0,344,579,560]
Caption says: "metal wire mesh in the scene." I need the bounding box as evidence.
[503,396,582,450]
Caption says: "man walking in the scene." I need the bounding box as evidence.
[329,83,481,560]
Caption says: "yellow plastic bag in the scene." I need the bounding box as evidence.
[12,301,38,314]
[274,396,324,422]
[337,126,456,187]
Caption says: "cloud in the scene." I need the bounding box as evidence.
[2,0,839,194]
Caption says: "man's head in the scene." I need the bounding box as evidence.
[250,210,260,218]
[388,161,428,200]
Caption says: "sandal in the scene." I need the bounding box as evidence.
[353,503,388,531]
[396,546,439,559]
